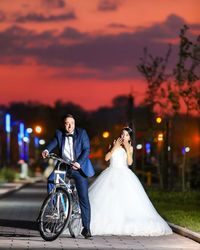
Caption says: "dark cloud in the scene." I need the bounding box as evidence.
[0,25,57,64]
[98,0,122,11]
[135,14,186,39]
[15,12,76,23]
[41,0,65,8]
[65,67,136,80]
[0,10,6,22]
[60,27,89,41]
[0,14,199,79]
[0,25,33,49]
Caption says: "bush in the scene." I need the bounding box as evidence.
[0,167,17,182]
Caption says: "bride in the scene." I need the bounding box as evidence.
[89,127,172,236]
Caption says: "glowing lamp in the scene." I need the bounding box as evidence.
[26,128,33,133]
[145,143,151,154]
[5,113,11,133]
[158,133,163,142]
[136,144,142,150]
[185,147,190,153]
[102,131,110,138]
[39,139,45,145]
[35,125,42,134]
[156,117,162,124]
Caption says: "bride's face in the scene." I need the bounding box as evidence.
[121,130,130,142]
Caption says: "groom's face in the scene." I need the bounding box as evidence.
[64,117,75,134]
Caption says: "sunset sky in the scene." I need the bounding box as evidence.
[0,0,199,110]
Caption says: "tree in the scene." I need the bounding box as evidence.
[173,25,200,116]
[173,25,200,191]
[137,25,200,190]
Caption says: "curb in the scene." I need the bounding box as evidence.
[169,222,200,244]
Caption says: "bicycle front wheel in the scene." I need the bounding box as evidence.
[38,187,72,241]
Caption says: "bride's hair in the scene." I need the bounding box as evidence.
[123,126,132,133]
[122,125,136,167]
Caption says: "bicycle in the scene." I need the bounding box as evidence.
[37,153,82,241]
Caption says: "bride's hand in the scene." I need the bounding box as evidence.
[122,140,130,151]
[105,137,122,161]
[113,137,122,148]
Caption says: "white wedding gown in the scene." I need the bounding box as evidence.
[89,147,172,236]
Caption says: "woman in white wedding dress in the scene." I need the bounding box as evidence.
[89,127,172,236]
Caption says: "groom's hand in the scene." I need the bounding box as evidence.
[72,162,81,170]
[42,149,49,159]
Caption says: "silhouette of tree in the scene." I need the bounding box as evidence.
[137,25,200,190]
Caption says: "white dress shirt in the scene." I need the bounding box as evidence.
[63,135,74,161]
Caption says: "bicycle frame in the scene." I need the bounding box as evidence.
[48,153,74,193]
[54,170,72,193]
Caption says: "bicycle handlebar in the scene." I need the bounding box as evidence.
[47,153,74,166]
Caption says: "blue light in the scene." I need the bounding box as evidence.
[24,129,29,139]
[182,147,185,155]
[34,137,39,147]
[5,113,11,133]
[18,133,22,146]
[17,123,25,160]
[145,143,151,154]
[19,122,24,138]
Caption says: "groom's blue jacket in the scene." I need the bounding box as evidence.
[46,127,95,177]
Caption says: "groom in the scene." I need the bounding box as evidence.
[42,114,95,239]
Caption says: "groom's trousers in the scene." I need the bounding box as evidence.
[47,168,91,230]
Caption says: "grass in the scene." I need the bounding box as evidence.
[146,188,200,233]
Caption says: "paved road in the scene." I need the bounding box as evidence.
[0,182,199,250]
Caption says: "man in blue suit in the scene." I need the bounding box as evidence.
[42,114,95,239]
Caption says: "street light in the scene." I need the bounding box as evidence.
[102,131,110,138]
[185,146,190,153]
[157,133,164,142]
[24,129,30,162]
[39,139,45,145]
[181,146,191,191]
[27,128,33,134]
[35,125,42,134]
[145,143,151,154]
[136,144,143,150]
[34,136,39,160]
[18,122,25,160]
[5,114,11,133]
[156,117,162,124]
[5,113,11,164]
[182,146,190,154]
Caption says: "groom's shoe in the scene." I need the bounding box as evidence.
[81,228,93,239]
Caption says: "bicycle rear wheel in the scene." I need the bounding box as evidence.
[68,195,82,238]
[38,187,72,241]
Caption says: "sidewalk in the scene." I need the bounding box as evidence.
[0,178,200,245]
